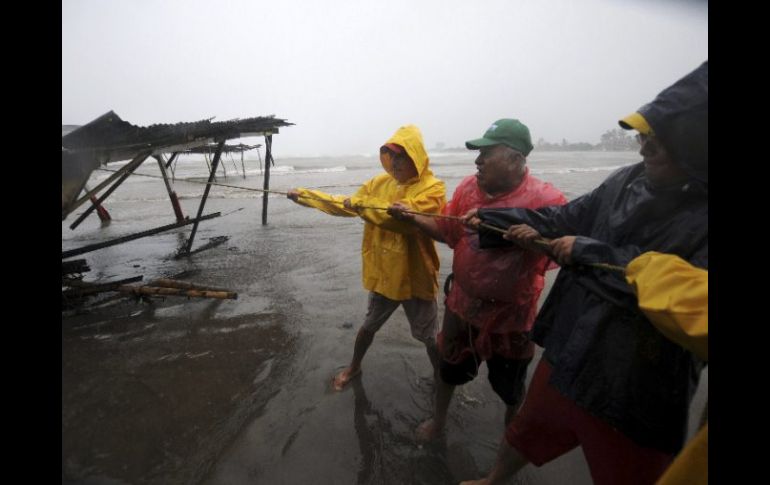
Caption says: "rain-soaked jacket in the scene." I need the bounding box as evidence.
[626,252,708,485]
[477,63,708,454]
[626,252,708,361]
[293,125,446,301]
[436,170,566,361]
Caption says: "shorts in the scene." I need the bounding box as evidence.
[505,359,673,485]
[361,292,438,344]
[438,309,531,407]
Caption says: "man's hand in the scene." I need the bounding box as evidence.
[549,236,577,265]
[287,189,300,202]
[503,224,540,245]
[388,202,414,221]
[343,198,354,210]
[461,208,481,229]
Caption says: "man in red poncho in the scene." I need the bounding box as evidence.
[389,118,566,440]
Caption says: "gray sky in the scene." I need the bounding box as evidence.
[62,0,707,157]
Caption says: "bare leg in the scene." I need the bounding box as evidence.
[416,377,455,441]
[349,327,375,370]
[425,340,440,382]
[333,327,375,391]
[417,309,463,441]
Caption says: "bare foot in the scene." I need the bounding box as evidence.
[332,367,361,391]
[415,417,444,442]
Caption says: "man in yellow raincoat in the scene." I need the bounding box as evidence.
[287,125,446,391]
[626,251,708,485]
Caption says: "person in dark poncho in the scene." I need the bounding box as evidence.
[459,61,708,485]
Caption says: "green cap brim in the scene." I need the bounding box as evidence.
[465,137,501,150]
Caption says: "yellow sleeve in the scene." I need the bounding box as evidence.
[348,180,446,234]
[655,424,708,485]
[625,252,708,360]
[293,188,358,217]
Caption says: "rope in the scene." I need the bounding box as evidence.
[97,167,287,194]
[298,194,625,274]
[94,167,626,273]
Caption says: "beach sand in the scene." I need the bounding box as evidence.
[62,170,707,484]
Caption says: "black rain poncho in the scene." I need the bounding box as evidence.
[477,62,708,454]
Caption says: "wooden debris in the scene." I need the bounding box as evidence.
[62,259,90,276]
[62,276,144,298]
[62,212,221,259]
[118,285,237,300]
[175,236,229,259]
[148,278,233,293]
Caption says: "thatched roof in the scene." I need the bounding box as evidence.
[62,111,292,220]
[62,111,291,163]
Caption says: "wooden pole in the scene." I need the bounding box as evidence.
[261,135,273,225]
[155,155,185,222]
[204,151,212,175]
[68,153,151,230]
[65,151,150,220]
[241,150,246,179]
[165,152,179,169]
[118,286,237,300]
[183,140,225,255]
[61,259,90,275]
[62,212,221,259]
[148,278,233,293]
[84,183,111,222]
[62,275,144,297]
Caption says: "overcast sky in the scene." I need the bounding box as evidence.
[62,0,707,157]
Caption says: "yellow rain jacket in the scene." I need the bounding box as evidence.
[626,252,708,485]
[293,125,446,301]
[626,252,708,361]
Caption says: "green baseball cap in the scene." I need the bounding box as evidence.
[465,118,534,155]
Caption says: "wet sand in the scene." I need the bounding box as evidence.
[62,192,707,484]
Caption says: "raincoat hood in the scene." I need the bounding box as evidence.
[621,61,708,185]
[380,125,433,180]
[292,123,446,301]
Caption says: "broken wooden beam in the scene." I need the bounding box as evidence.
[62,259,90,276]
[65,151,151,220]
[182,140,226,255]
[175,235,228,259]
[62,275,144,297]
[61,212,221,259]
[154,154,185,222]
[118,285,237,300]
[148,278,233,293]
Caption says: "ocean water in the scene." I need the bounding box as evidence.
[75,150,641,209]
[63,150,640,260]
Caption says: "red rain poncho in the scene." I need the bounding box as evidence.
[436,170,567,361]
